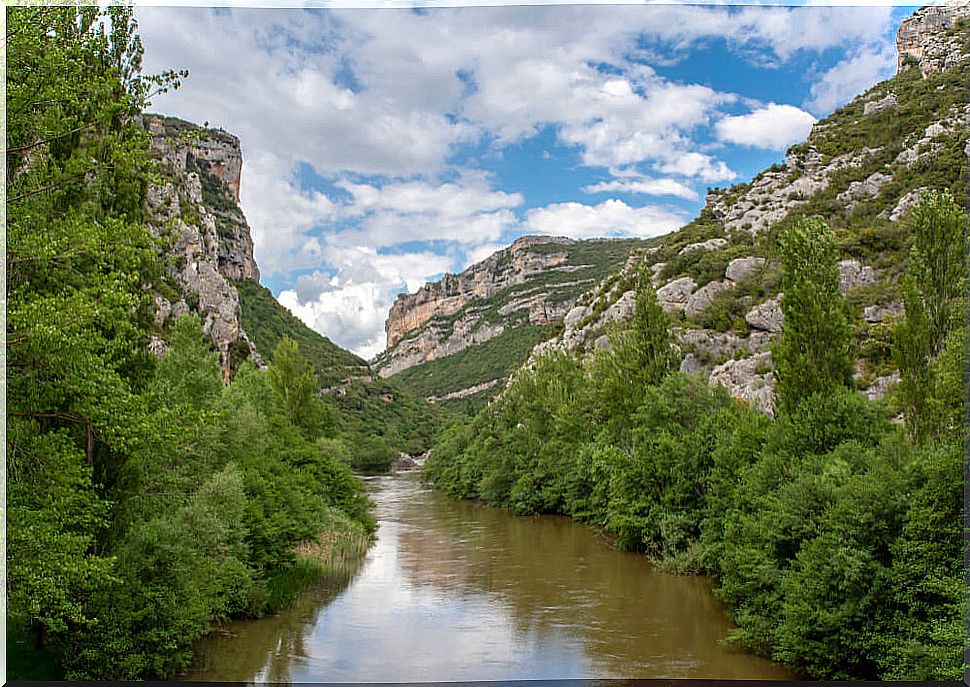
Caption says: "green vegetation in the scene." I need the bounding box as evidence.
[235,278,367,384]
[6,8,372,679]
[392,323,560,410]
[234,279,451,471]
[773,217,854,414]
[425,194,965,680]
[386,238,647,407]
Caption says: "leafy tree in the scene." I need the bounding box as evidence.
[773,216,854,415]
[268,337,333,439]
[893,190,965,442]
[592,264,675,440]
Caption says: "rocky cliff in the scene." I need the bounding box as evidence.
[384,236,573,350]
[143,114,262,380]
[375,237,648,406]
[897,0,970,75]
[526,3,968,415]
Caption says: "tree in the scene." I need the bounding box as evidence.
[892,190,965,443]
[267,337,331,438]
[773,216,854,415]
[592,264,676,438]
[6,7,183,668]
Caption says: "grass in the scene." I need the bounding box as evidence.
[263,507,371,614]
[234,278,368,386]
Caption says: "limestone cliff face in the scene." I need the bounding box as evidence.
[897,1,970,76]
[385,236,573,349]
[142,114,262,378]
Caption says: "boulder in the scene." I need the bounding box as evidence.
[657,276,697,312]
[864,303,903,323]
[745,296,783,333]
[678,238,727,255]
[838,260,878,294]
[724,256,765,283]
[863,93,898,116]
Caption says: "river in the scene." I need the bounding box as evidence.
[182,472,797,682]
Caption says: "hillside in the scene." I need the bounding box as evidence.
[527,1,969,413]
[375,236,650,409]
[234,278,368,384]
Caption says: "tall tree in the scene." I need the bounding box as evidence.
[592,263,675,436]
[773,216,854,415]
[892,190,965,443]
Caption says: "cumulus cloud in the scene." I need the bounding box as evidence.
[279,246,456,357]
[523,199,686,240]
[715,104,816,150]
[583,177,700,200]
[656,152,737,183]
[805,45,897,115]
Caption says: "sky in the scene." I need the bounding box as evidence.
[137,2,917,359]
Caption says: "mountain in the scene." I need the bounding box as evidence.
[379,4,968,416]
[374,236,650,410]
[144,114,450,457]
[520,2,969,414]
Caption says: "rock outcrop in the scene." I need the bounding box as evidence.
[897,1,970,76]
[384,236,572,350]
[143,114,262,380]
[375,236,641,383]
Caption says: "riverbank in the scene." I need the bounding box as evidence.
[182,474,797,682]
[264,506,373,614]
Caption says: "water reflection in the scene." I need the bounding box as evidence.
[183,474,797,682]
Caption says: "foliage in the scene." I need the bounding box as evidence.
[6,9,374,679]
[893,191,966,443]
[773,217,854,415]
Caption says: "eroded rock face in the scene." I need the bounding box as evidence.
[710,352,776,416]
[143,114,261,378]
[144,114,259,283]
[707,146,880,235]
[384,236,573,350]
[897,2,970,76]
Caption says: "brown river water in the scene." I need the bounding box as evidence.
[182,472,797,682]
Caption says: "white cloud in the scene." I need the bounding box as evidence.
[523,199,686,240]
[715,103,816,150]
[656,152,737,183]
[279,246,456,357]
[330,176,522,249]
[583,177,699,200]
[805,45,897,115]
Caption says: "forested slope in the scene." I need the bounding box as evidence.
[6,7,374,679]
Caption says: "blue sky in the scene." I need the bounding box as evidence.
[138,3,917,357]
